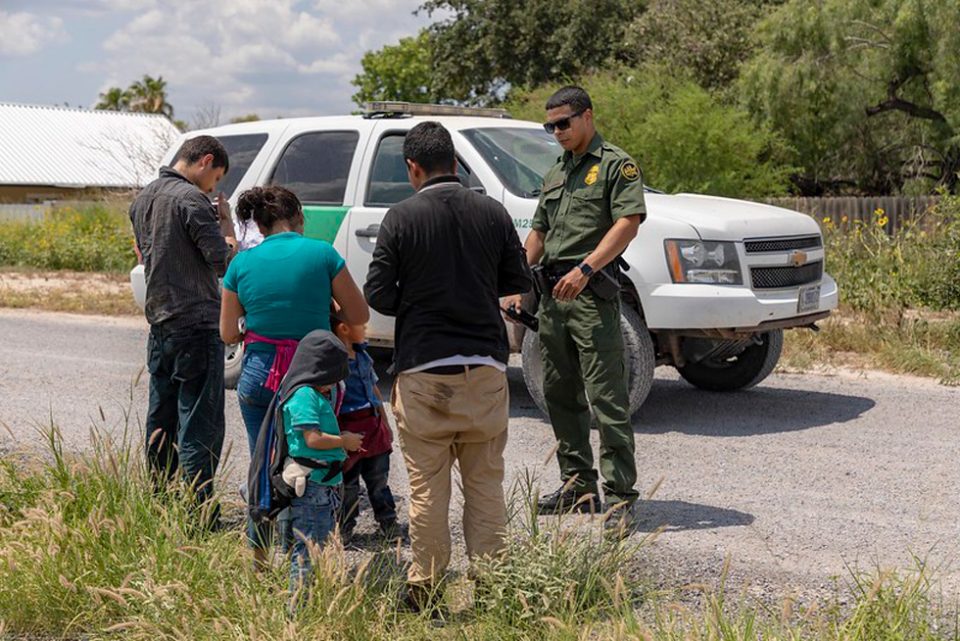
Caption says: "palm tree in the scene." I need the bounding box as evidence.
[127,75,174,119]
[95,87,130,111]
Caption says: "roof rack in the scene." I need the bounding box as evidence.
[362,101,511,119]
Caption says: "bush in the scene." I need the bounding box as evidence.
[506,67,795,199]
[0,202,136,273]
[823,196,960,314]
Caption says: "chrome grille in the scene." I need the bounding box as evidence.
[745,235,822,253]
[751,261,823,289]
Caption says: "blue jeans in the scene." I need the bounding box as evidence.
[340,453,397,533]
[289,482,340,594]
[145,325,225,510]
[237,348,277,548]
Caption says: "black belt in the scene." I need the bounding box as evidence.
[542,262,579,277]
[421,364,487,375]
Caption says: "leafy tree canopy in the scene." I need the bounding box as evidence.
[740,0,960,194]
[623,0,774,94]
[420,0,644,105]
[351,30,435,106]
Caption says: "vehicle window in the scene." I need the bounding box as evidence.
[366,132,482,207]
[464,127,660,197]
[270,131,359,204]
[461,127,561,198]
[173,133,268,199]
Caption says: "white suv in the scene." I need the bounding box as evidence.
[131,102,838,415]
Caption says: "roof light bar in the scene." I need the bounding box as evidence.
[363,101,511,119]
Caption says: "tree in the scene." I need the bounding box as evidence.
[420,0,645,104]
[127,75,174,118]
[191,102,221,130]
[623,0,773,94]
[740,0,960,195]
[508,68,793,198]
[230,114,261,123]
[351,30,435,106]
[94,75,175,121]
[95,87,130,111]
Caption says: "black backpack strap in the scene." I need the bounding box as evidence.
[320,460,343,483]
[290,457,343,484]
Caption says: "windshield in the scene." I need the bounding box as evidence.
[461,127,560,198]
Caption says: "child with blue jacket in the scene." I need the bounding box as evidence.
[330,314,399,541]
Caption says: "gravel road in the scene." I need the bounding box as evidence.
[2,307,959,604]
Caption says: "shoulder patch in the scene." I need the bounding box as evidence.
[620,162,641,182]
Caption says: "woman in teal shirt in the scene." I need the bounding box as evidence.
[219,185,368,567]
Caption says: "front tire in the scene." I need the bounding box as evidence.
[677,329,783,391]
[521,304,655,419]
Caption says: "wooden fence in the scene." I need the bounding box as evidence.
[764,196,941,232]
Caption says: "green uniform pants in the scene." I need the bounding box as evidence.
[538,291,639,504]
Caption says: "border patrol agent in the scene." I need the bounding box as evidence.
[504,86,647,531]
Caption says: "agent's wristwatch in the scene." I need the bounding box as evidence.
[577,262,594,277]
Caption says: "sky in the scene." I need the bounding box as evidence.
[0,0,437,126]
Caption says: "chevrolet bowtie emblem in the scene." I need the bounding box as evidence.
[789,250,808,267]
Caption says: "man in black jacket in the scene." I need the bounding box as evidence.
[365,121,531,611]
[130,135,237,523]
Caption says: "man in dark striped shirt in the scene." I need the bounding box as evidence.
[130,135,237,525]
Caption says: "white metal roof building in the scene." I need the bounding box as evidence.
[0,103,180,202]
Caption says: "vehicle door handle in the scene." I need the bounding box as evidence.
[355,224,380,238]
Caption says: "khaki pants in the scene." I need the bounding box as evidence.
[392,365,509,586]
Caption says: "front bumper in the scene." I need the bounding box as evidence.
[639,273,839,331]
[130,264,145,310]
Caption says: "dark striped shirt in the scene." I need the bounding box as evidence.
[129,167,229,329]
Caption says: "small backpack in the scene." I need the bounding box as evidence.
[247,383,344,524]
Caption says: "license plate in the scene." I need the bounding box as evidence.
[798,284,820,313]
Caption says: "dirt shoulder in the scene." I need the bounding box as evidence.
[0,268,141,316]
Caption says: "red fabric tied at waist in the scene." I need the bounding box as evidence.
[243,330,299,392]
[339,406,393,472]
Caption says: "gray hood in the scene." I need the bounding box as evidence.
[279,329,350,402]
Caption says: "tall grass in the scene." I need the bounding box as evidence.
[0,202,136,272]
[0,424,647,639]
[1,421,957,639]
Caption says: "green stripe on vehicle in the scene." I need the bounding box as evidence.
[303,205,350,243]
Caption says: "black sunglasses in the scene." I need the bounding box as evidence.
[542,110,584,134]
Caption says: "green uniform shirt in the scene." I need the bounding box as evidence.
[532,133,647,264]
[282,386,345,485]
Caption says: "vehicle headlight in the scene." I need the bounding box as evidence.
[664,240,742,284]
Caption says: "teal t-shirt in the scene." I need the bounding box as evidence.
[222,232,346,348]
[282,386,345,485]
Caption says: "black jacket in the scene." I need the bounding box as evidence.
[129,167,230,329]
[364,175,532,372]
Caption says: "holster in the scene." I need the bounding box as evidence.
[586,264,621,301]
[531,264,553,299]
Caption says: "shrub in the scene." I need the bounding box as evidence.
[823,196,960,314]
[0,202,136,273]
[506,67,795,199]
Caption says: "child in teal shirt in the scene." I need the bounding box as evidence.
[274,329,362,595]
